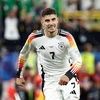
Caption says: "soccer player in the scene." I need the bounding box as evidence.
[16,8,82,100]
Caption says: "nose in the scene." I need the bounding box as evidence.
[49,20,54,25]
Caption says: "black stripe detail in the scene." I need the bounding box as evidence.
[59,33,67,37]
[41,64,45,92]
[16,69,21,78]
[35,33,43,38]
[59,29,70,37]
[65,70,76,80]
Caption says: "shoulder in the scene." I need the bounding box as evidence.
[26,30,43,44]
[59,29,70,36]
[31,30,43,37]
[59,29,74,39]
[28,30,43,39]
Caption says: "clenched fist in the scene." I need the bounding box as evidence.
[58,75,69,85]
[16,78,25,88]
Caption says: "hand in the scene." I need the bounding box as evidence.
[16,78,25,88]
[58,75,69,85]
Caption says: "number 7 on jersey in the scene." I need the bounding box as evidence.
[50,52,55,59]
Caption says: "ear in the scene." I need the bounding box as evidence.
[57,18,59,24]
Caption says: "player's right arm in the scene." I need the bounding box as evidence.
[16,33,35,87]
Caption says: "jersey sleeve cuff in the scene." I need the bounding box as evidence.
[65,70,75,80]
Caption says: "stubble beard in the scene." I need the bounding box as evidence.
[48,29,58,37]
[44,25,58,37]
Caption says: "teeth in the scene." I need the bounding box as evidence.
[49,26,53,27]
[49,27,53,28]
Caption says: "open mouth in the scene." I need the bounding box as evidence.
[48,25,55,28]
[48,26,53,28]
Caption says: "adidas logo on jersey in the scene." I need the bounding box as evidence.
[70,90,76,94]
[39,45,45,50]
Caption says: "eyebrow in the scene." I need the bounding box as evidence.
[45,19,50,22]
[52,18,56,20]
[45,18,56,22]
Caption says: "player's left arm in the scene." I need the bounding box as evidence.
[59,34,82,85]
[65,34,82,80]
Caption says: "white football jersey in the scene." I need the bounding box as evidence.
[18,29,82,78]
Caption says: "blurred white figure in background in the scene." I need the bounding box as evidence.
[4,6,20,51]
[93,0,100,10]
[80,0,93,10]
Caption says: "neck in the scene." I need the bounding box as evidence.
[44,29,58,38]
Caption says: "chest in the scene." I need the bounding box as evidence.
[35,37,68,59]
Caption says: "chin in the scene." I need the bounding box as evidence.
[49,30,55,33]
[49,29,55,32]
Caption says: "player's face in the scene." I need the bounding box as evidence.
[41,14,58,36]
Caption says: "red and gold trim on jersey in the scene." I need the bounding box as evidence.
[18,56,24,69]
[70,62,81,74]
[26,33,36,44]
[65,34,76,48]
[18,32,43,70]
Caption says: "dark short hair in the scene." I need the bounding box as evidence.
[40,8,57,17]
[25,66,31,70]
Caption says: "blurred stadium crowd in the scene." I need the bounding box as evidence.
[0,0,100,100]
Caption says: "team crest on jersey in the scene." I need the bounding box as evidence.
[58,42,65,50]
